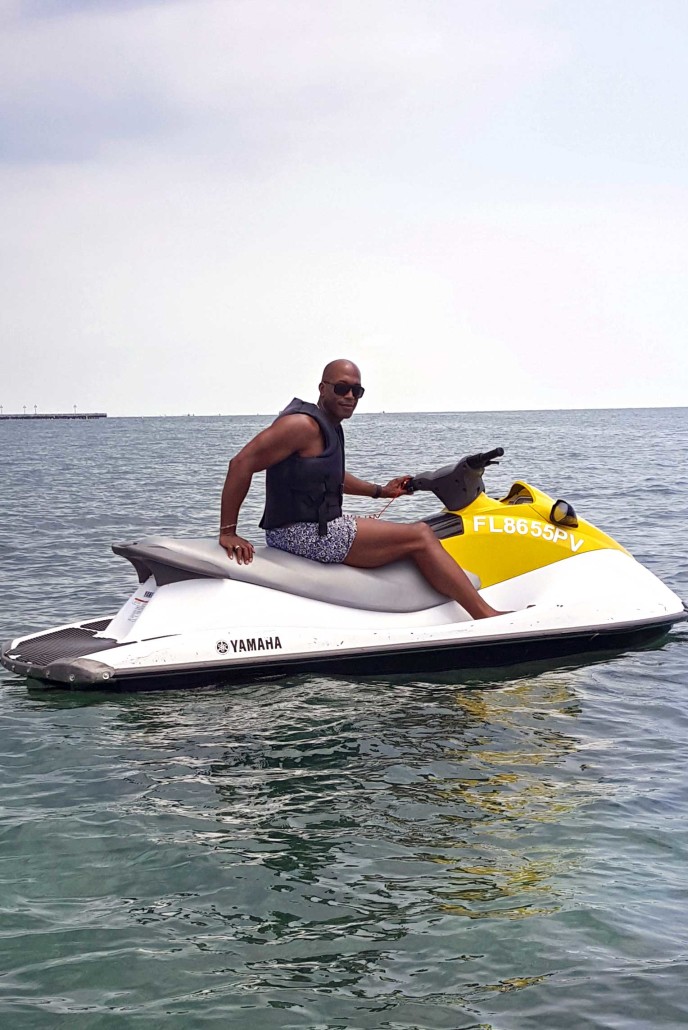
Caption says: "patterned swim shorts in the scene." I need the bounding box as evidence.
[266,515,358,564]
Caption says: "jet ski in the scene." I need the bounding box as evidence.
[2,448,685,690]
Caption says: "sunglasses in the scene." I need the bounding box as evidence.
[323,380,365,399]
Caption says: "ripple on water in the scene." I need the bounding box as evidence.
[1,411,688,1027]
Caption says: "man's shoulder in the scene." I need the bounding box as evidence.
[278,397,319,419]
[279,411,320,428]
[272,411,321,440]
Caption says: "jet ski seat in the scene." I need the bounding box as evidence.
[113,536,481,614]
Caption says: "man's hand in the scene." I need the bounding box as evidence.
[220,531,255,564]
[381,476,412,499]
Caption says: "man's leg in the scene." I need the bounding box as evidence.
[344,518,504,620]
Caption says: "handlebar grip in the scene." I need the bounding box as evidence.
[466,447,504,470]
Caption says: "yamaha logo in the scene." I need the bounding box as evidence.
[216,640,229,654]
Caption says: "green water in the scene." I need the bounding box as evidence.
[1,409,687,1028]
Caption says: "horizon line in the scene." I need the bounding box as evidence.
[92,403,688,418]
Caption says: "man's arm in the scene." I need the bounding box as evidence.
[220,415,321,563]
[343,471,411,500]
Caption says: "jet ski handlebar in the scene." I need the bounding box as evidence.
[465,447,504,470]
[404,447,505,510]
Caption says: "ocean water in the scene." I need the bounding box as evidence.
[0,408,687,1029]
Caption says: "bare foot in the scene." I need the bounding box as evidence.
[476,604,535,619]
[475,607,511,619]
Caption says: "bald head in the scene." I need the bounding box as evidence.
[321,358,361,383]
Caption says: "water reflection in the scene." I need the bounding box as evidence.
[131,677,591,933]
[7,665,618,1007]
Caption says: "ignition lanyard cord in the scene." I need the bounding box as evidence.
[369,496,397,520]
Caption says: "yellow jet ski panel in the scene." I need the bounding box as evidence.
[441,482,628,590]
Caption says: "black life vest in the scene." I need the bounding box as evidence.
[259,398,345,536]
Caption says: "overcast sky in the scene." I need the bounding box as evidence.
[1,0,687,416]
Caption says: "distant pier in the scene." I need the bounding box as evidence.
[0,412,107,421]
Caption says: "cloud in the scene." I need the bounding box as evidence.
[0,1,180,160]
[0,1,686,415]
[1,0,566,164]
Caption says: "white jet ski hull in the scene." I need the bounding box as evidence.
[3,545,685,690]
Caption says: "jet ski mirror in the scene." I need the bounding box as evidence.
[407,447,505,511]
[550,499,579,528]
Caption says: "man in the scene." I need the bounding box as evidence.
[219,359,504,619]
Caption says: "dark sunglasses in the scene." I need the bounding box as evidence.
[324,380,365,399]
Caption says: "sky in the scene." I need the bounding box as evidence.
[1,0,687,416]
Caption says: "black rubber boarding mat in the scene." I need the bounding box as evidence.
[6,624,119,666]
[424,512,464,539]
